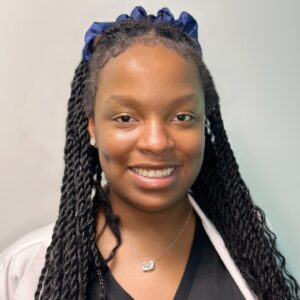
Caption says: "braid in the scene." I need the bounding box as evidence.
[35,58,121,298]
[35,62,83,299]
[35,18,299,299]
[192,103,300,299]
[35,61,101,299]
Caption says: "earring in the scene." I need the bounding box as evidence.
[101,171,109,189]
[90,137,96,146]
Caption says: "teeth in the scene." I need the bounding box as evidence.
[133,167,175,178]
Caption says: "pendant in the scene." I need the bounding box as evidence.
[141,260,155,272]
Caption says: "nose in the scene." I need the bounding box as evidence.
[137,119,175,156]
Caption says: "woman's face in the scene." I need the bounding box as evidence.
[88,42,205,212]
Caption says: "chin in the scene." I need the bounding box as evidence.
[123,189,189,213]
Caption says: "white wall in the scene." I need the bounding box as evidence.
[0,0,299,282]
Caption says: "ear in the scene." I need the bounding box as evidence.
[88,117,95,136]
[88,117,97,147]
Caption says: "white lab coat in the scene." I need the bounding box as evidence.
[0,194,258,300]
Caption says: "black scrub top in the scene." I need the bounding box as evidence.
[87,215,246,299]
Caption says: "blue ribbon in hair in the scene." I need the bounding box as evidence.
[83,6,200,61]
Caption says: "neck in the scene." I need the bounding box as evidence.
[95,191,196,267]
[109,192,192,237]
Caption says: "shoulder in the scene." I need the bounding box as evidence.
[0,223,54,266]
[0,223,54,300]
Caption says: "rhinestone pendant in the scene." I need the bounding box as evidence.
[141,260,155,272]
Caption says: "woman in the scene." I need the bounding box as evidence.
[0,6,299,300]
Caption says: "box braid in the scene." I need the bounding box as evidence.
[35,19,299,299]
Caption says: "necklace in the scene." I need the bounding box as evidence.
[121,206,193,272]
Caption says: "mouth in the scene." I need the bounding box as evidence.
[131,167,175,178]
[128,162,182,190]
[128,165,180,189]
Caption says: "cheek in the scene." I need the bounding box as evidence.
[178,129,205,173]
[96,126,139,166]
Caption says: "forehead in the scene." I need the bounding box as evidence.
[96,43,203,98]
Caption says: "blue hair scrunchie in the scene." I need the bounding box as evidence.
[82,6,200,62]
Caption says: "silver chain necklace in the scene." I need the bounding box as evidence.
[121,206,193,272]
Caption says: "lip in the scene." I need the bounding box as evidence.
[129,165,180,190]
[130,163,181,169]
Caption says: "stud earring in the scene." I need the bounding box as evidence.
[90,137,96,146]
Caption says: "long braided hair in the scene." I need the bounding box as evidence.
[35,18,300,300]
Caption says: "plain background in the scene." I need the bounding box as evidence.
[0,0,299,282]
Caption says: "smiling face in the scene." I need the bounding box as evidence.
[88,42,205,213]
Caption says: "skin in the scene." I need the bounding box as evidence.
[88,43,206,300]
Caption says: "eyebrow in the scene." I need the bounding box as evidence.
[109,93,199,104]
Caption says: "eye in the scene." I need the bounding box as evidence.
[172,113,194,122]
[114,115,137,123]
